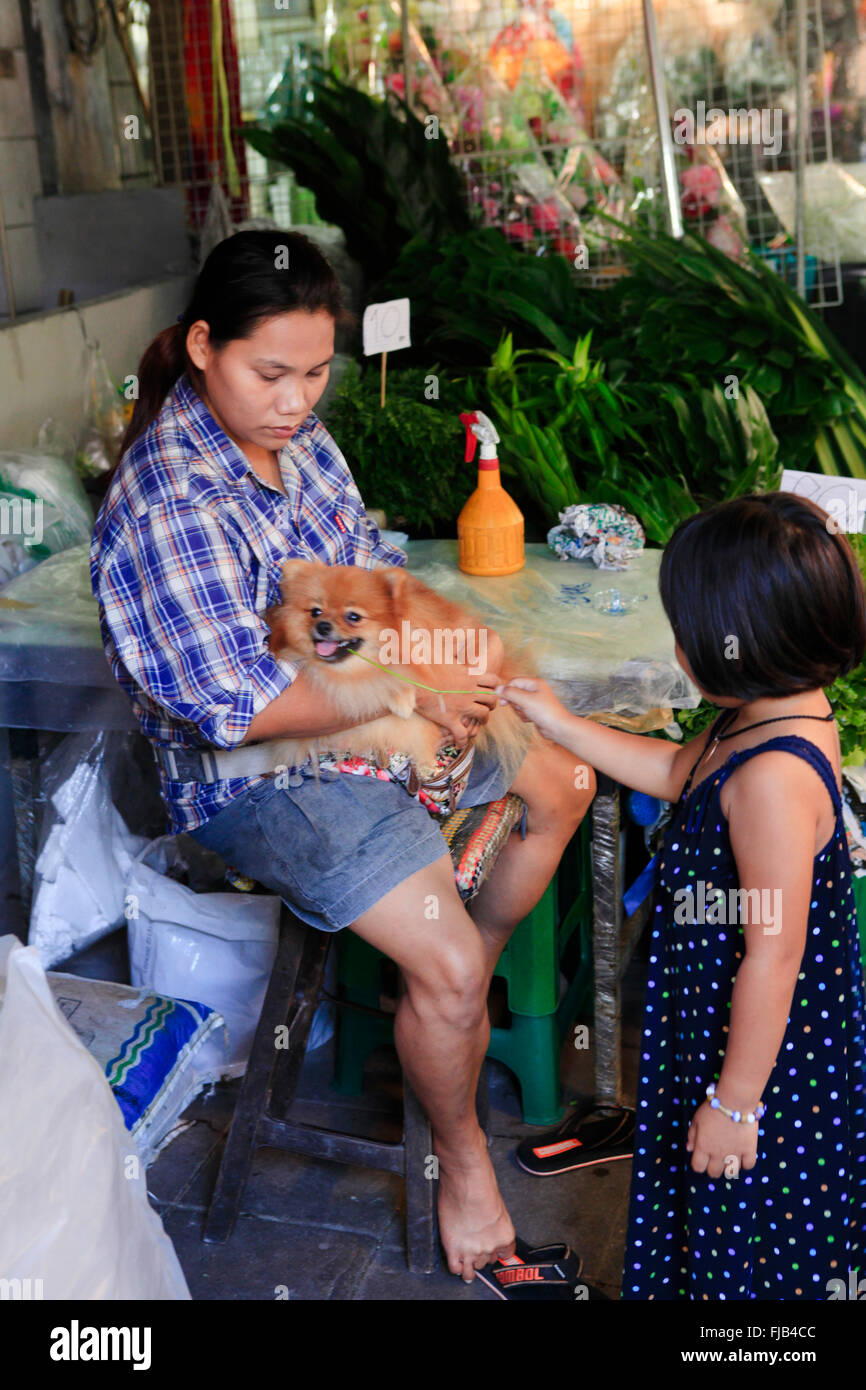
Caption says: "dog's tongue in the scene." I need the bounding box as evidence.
[315,639,340,658]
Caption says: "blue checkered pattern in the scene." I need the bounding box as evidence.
[90,371,407,832]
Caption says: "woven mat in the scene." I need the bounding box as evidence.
[438,792,526,902]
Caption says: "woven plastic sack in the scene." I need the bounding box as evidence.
[0,936,190,1300]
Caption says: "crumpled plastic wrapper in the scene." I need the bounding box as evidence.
[758,164,866,266]
[547,503,646,570]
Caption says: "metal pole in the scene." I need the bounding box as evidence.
[795,0,808,299]
[642,0,683,238]
[401,0,411,111]
[0,188,16,323]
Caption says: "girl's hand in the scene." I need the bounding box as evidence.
[686,1100,758,1180]
[494,677,569,744]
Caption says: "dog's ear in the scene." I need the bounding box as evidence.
[279,557,313,600]
[263,604,290,655]
[378,565,408,605]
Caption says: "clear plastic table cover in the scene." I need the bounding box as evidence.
[404,540,700,720]
[0,544,136,731]
[0,538,700,733]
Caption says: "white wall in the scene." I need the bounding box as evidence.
[0,274,194,449]
[0,0,42,315]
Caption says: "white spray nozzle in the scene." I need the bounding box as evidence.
[460,409,500,461]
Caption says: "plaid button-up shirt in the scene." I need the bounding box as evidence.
[90,371,407,833]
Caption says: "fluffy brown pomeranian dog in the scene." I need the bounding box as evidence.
[264,559,537,784]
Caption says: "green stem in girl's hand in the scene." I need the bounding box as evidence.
[346,647,479,695]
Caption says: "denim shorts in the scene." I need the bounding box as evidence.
[187,741,524,933]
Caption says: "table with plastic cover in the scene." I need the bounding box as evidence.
[0,539,700,1104]
[403,540,701,1106]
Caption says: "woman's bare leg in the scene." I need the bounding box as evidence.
[347,738,595,1281]
[350,852,514,1282]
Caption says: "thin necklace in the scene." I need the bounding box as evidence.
[717,708,835,742]
[698,705,834,779]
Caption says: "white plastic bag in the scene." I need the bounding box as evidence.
[75,339,130,478]
[29,733,150,968]
[0,936,190,1300]
[0,449,94,580]
[127,837,282,1083]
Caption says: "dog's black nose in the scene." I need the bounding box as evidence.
[314,619,333,638]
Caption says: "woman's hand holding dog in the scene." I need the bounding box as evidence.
[402,628,506,749]
[413,670,501,748]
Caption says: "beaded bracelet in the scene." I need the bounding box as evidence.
[705,1082,766,1125]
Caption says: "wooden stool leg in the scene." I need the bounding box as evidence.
[476,1058,491,1138]
[403,1079,438,1274]
[270,928,332,1120]
[203,906,310,1244]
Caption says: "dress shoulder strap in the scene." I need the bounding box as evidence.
[679,708,738,804]
[720,734,842,816]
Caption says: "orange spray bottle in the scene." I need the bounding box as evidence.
[457,410,525,576]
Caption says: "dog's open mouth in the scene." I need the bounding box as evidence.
[312,635,363,663]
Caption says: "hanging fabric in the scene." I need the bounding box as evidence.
[182,0,249,230]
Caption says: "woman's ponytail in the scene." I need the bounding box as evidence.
[116,318,188,465]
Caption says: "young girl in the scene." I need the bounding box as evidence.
[497,492,866,1300]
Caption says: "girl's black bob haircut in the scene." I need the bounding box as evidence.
[659,492,866,701]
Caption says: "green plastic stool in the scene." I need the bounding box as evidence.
[853,874,866,978]
[333,819,594,1125]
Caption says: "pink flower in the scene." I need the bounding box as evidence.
[532,199,561,232]
[707,215,745,261]
[504,220,536,243]
[680,164,721,218]
[418,74,441,111]
[385,72,405,99]
[454,83,484,136]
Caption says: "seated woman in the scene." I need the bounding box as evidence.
[89,230,596,1283]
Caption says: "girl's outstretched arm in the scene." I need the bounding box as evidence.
[686,752,818,1179]
[496,676,710,802]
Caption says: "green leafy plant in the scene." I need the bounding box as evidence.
[466,330,781,544]
[326,360,474,536]
[379,229,598,366]
[827,532,866,766]
[243,68,471,285]
[600,221,866,483]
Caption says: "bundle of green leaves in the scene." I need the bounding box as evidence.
[326,361,474,536]
[243,68,471,286]
[464,330,782,546]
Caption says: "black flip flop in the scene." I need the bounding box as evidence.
[474,1235,607,1301]
[515,1100,635,1177]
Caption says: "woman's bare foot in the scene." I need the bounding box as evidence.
[435,1127,516,1283]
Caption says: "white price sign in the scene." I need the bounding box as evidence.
[780,469,866,533]
[363,298,411,356]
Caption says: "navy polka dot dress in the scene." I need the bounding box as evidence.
[622,717,866,1300]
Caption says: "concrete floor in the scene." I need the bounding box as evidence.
[143,972,644,1302]
[5,854,645,1302]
